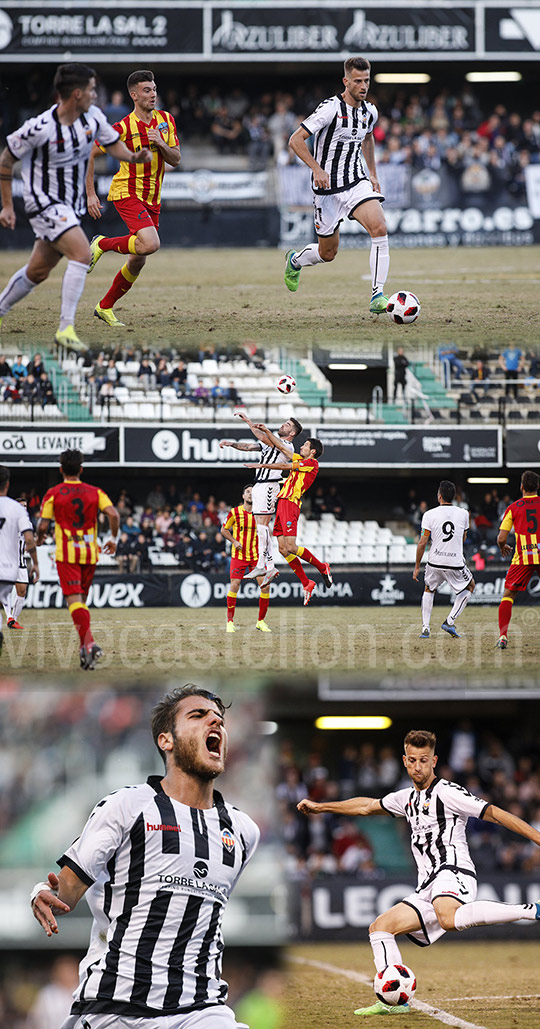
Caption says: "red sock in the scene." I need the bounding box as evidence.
[258,592,270,621]
[100,264,138,309]
[286,554,309,586]
[69,602,94,647]
[227,592,237,622]
[498,597,514,637]
[99,235,135,254]
[297,545,326,574]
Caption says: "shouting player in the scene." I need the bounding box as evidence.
[284,56,389,314]
[496,469,540,649]
[299,728,540,1017]
[0,468,39,654]
[219,411,302,583]
[221,485,272,634]
[0,63,151,350]
[86,69,180,326]
[2,497,31,629]
[30,684,260,1028]
[36,448,119,670]
[413,480,474,639]
[244,433,331,605]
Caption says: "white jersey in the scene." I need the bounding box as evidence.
[254,439,294,483]
[6,104,119,218]
[0,497,33,581]
[59,777,259,1019]
[381,777,488,890]
[301,95,378,195]
[421,504,469,569]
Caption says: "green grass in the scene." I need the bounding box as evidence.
[1,245,539,347]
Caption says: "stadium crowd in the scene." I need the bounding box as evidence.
[279,722,540,881]
[0,353,56,409]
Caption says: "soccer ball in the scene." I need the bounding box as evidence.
[386,290,421,324]
[374,964,416,1007]
[276,374,296,394]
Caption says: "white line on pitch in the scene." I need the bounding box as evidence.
[443,994,540,1002]
[289,956,488,1029]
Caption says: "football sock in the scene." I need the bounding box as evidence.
[498,596,514,637]
[454,900,538,930]
[0,264,36,314]
[447,588,471,625]
[297,545,325,574]
[100,263,139,309]
[12,593,25,622]
[255,524,271,569]
[99,234,138,255]
[292,244,325,268]
[421,590,434,628]
[226,591,237,622]
[369,931,404,974]
[68,601,94,647]
[264,526,275,570]
[59,260,88,330]
[285,553,310,587]
[258,591,270,621]
[370,234,390,295]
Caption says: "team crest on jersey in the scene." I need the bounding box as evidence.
[422,801,430,814]
[221,828,235,851]
[158,122,167,132]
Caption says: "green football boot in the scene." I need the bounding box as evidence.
[355,1001,410,1016]
[284,249,301,292]
[369,292,389,314]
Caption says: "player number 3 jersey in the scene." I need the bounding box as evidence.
[301,95,378,195]
[421,504,469,569]
[381,777,488,890]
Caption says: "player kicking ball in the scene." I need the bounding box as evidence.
[221,485,272,633]
[298,729,540,1017]
[413,480,474,639]
[284,56,389,314]
[496,470,540,649]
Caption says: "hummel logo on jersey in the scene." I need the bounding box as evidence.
[194,861,209,878]
[221,829,235,851]
[147,821,181,832]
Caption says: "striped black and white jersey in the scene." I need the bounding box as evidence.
[301,95,378,195]
[0,497,33,582]
[381,777,488,890]
[421,505,469,569]
[58,776,260,1018]
[6,104,119,217]
[254,439,294,483]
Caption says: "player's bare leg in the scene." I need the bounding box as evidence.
[277,535,316,605]
[351,199,390,313]
[354,903,420,1016]
[434,893,540,930]
[94,225,160,326]
[497,586,517,648]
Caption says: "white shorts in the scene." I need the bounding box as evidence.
[28,202,81,243]
[313,179,384,237]
[424,563,473,594]
[16,565,29,585]
[252,481,280,516]
[403,868,477,947]
[62,1005,248,1029]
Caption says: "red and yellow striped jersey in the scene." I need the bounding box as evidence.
[500,494,540,565]
[40,481,113,565]
[278,455,319,507]
[100,109,178,206]
[224,506,258,561]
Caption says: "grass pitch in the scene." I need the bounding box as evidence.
[1,245,539,348]
[2,603,539,681]
[286,941,540,1028]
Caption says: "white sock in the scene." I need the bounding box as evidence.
[447,588,471,626]
[369,931,403,973]
[455,900,538,931]
[256,524,268,568]
[59,259,88,330]
[0,264,36,315]
[421,590,434,629]
[292,244,325,268]
[265,526,275,570]
[12,593,25,622]
[2,600,11,621]
[370,234,389,295]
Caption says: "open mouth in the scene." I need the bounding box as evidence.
[206,733,221,756]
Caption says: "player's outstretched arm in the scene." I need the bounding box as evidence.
[0,148,17,229]
[298,796,384,817]
[31,867,88,937]
[23,529,39,583]
[413,531,429,581]
[289,126,330,190]
[484,804,540,847]
[219,439,260,451]
[251,422,294,455]
[86,143,103,220]
[103,504,120,554]
[244,460,293,471]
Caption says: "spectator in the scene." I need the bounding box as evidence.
[226,380,242,405]
[0,354,12,384]
[499,346,524,400]
[171,360,188,395]
[27,352,45,378]
[11,354,26,382]
[211,106,243,154]
[37,371,56,407]
[393,346,409,402]
[192,378,209,405]
[438,344,464,383]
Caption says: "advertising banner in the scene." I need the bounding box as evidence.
[505,425,540,466]
[0,425,120,464]
[290,874,540,941]
[24,574,169,610]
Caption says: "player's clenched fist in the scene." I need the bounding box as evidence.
[130,147,152,164]
[297,798,320,815]
[31,872,71,937]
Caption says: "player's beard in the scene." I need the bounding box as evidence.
[170,728,226,782]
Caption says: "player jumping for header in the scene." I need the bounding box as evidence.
[413,480,475,639]
[299,728,540,1017]
[496,469,540,649]
[284,56,390,314]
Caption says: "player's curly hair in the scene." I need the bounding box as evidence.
[151,685,229,765]
[404,730,437,752]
